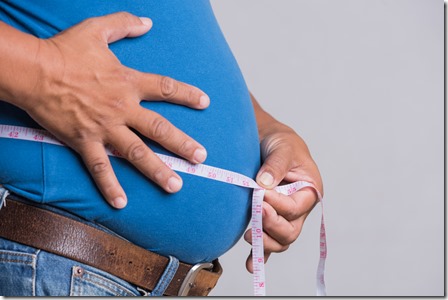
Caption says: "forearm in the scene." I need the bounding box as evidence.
[246,90,323,272]
[0,21,41,109]
[0,13,214,208]
[250,92,294,141]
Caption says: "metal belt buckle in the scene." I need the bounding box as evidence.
[178,262,214,296]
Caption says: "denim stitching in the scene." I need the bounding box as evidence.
[0,248,37,296]
[0,251,34,258]
[32,250,40,297]
[69,268,77,296]
[0,259,33,264]
[70,266,136,296]
[84,269,136,296]
[0,250,36,264]
[81,277,122,296]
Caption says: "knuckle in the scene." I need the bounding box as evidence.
[283,228,301,245]
[268,155,287,171]
[178,139,195,155]
[126,142,147,162]
[80,18,103,39]
[110,98,125,111]
[81,17,96,28]
[278,244,290,253]
[119,68,137,84]
[116,11,136,24]
[153,165,168,183]
[263,219,277,233]
[159,76,178,99]
[283,208,299,221]
[150,117,170,140]
[89,159,109,176]
[282,234,297,246]
[267,242,289,253]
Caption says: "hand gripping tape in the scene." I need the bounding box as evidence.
[0,124,327,296]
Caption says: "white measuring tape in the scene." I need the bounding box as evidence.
[0,124,327,296]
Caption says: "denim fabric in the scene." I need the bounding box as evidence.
[0,237,141,296]
[0,187,181,296]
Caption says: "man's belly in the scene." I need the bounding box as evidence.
[0,0,260,264]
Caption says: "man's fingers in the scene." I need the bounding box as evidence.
[87,12,152,44]
[245,250,272,274]
[263,188,318,221]
[244,227,289,253]
[137,73,210,109]
[128,107,207,164]
[108,126,183,193]
[261,201,305,246]
[256,144,293,189]
[245,252,254,273]
[79,142,127,209]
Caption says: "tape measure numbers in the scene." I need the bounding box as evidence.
[0,124,327,296]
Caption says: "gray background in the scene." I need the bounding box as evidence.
[209,0,444,296]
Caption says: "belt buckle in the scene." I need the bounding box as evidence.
[178,262,214,296]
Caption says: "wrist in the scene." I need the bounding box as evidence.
[259,119,295,142]
[250,92,277,140]
[249,92,296,141]
[0,27,44,111]
[22,38,65,114]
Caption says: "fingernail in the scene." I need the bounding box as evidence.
[259,172,274,187]
[199,95,210,108]
[193,148,207,163]
[139,17,153,27]
[167,176,182,193]
[113,197,127,209]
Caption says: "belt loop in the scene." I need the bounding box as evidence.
[0,185,9,210]
[149,255,179,297]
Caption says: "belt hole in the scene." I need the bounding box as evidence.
[128,261,133,265]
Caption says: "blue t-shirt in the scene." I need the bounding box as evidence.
[0,1,260,264]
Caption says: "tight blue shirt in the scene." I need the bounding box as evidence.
[0,1,260,264]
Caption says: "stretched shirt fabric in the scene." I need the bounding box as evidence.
[0,1,260,264]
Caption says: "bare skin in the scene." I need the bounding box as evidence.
[0,13,210,209]
[0,11,323,272]
[247,93,324,272]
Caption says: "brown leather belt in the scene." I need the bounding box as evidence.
[0,196,222,296]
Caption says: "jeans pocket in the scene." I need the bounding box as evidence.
[69,266,138,296]
[0,250,36,296]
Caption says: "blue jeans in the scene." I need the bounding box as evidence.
[0,187,180,296]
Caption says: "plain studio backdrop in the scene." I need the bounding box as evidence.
[209,0,443,297]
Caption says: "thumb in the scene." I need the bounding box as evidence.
[256,146,292,189]
[91,12,153,44]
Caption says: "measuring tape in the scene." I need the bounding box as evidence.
[0,124,327,296]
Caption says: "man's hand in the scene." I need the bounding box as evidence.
[246,94,323,272]
[0,13,210,209]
